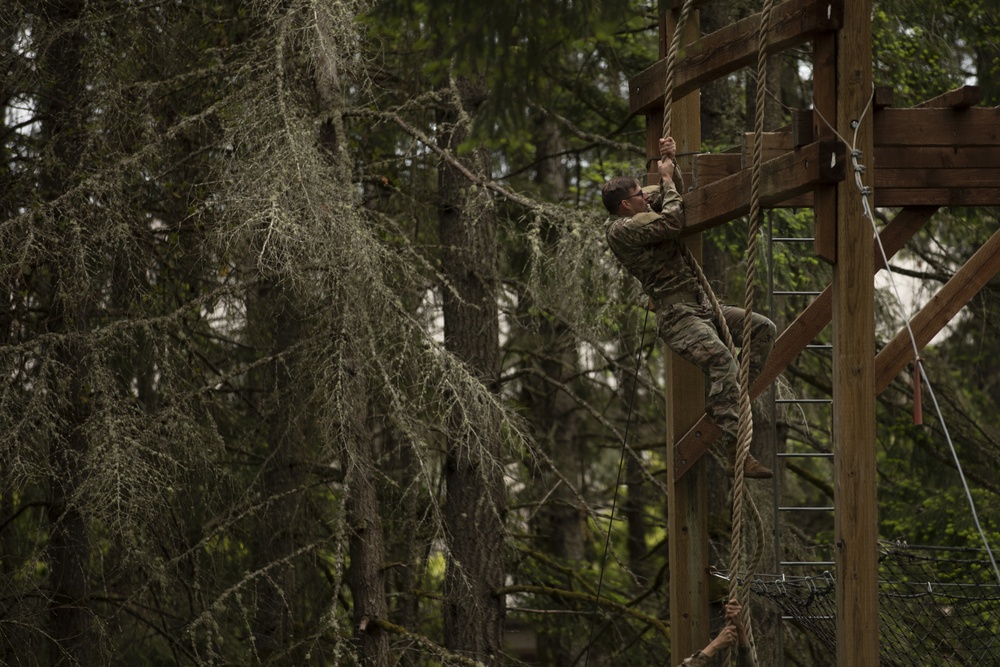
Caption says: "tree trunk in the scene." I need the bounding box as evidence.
[39,0,95,662]
[313,17,392,663]
[523,111,587,666]
[438,76,506,666]
[248,281,303,661]
[48,360,93,667]
[346,407,391,666]
[523,316,586,667]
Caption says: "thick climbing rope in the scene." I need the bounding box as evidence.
[726,0,776,662]
[662,1,772,664]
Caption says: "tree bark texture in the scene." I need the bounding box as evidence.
[438,76,506,666]
[248,280,302,661]
[312,21,392,663]
[40,0,95,662]
[346,384,391,667]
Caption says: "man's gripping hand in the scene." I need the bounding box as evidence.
[659,136,676,160]
[657,136,677,186]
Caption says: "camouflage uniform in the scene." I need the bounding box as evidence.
[676,647,751,667]
[605,181,775,451]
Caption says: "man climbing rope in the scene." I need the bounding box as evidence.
[676,599,753,666]
[602,137,775,479]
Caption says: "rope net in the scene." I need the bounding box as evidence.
[746,543,1000,666]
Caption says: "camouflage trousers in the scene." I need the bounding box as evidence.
[657,299,776,453]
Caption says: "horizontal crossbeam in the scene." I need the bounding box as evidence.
[690,120,1000,207]
[630,0,843,115]
[873,108,1000,146]
[681,140,845,232]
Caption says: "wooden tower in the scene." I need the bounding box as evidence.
[629,0,1000,664]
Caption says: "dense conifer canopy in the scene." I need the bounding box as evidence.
[1,0,997,664]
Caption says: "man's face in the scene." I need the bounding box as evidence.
[619,185,649,215]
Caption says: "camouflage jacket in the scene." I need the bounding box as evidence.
[677,647,751,667]
[604,181,702,308]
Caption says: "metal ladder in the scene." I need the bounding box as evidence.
[765,213,838,659]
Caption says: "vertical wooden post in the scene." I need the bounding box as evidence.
[659,8,708,665]
[813,26,837,262]
[832,1,879,665]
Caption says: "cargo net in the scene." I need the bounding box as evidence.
[749,542,1000,666]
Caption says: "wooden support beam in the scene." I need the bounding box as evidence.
[874,128,1000,207]
[742,131,799,166]
[664,9,708,666]
[915,84,981,109]
[873,86,894,110]
[662,0,712,8]
[791,109,815,146]
[813,27,838,262]
[875,167,1000,189]
[695,143,1000,206]
[872,84,980,110]
[875,146,1000,169]
[672,206,937,481]
[833,0,878,660]
[681,140,845,232]
[691,153,742,187]
[874,108,1000,146]
[629,0,843,115]
[875,189,1000,207]
[875,226,1000,393]
[761,208,935,390]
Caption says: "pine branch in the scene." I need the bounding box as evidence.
[372,618,488,667]
[497,584,671,640]
[361,108,573,220]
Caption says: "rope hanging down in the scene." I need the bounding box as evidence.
[662,0,773,664]
[726,0,776,661]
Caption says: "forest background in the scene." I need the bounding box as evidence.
[2,0,999,665]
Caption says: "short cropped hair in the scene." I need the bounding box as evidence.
[601,176,640,214]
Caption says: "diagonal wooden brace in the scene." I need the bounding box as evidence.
[672,206,938,481]
[875,224,1000,393]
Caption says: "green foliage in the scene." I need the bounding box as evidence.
[366,0,649,135]
[3,0,1000,665]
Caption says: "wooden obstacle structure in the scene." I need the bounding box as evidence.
[630,0,1000,664]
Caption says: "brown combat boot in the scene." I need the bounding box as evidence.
[726,454,774,479]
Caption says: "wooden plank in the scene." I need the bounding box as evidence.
[813,31,838,262]
[833,0,878,661]
[875,226,1000,393]
[874,146,1000,169]
[629,0,843,115]
[872,84,985,113]
[876,167,1000,188]
[663,0,712,8]
[682,140,846,233]
[873,108,1000,146]
[873,86,894,110]
[774,193,815,207]
[915,84,981,109]
[875,188,1000,207]
[692,153,741,186]
[664,9,708,666]
[673,206,937,481]
[691,145,1000,206]
[743,131,795,152]
[742,131,796,167]
[791,109,815,146]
